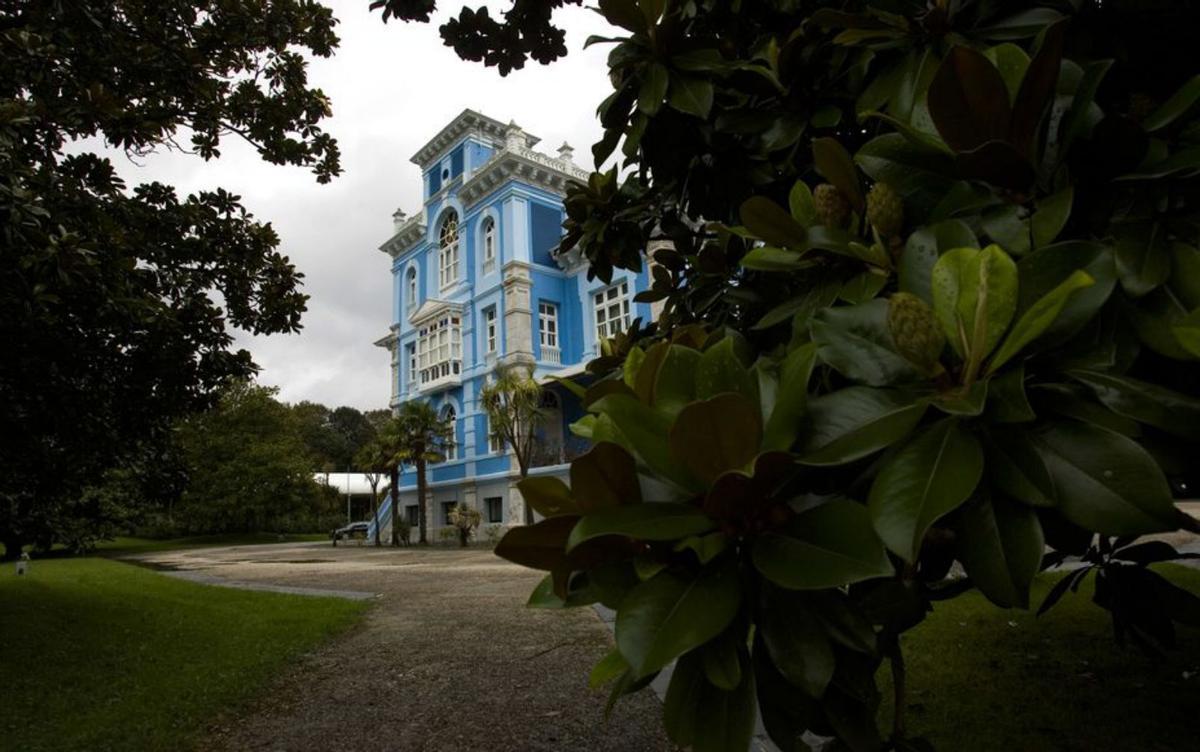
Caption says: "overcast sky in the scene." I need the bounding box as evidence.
[98,1,615,410]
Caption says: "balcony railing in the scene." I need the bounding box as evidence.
[541,345,561,365]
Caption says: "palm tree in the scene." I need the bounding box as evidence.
[354,439,390,547]
[384,401,454,546]
[480,365,546,524]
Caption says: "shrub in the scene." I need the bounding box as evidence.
[492,3,1200,751]
[448,503,482,547]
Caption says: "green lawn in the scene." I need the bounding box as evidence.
[880,564,1200,751]
[0,557,367,752]
[93,532,328,556]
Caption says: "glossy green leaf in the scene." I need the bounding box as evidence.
[1030,187,1073,249]
[1143,74,1200,132]
[838,270,889,304]
[1068,370,1200,441]
[927,46,1012,152]
[696,336,758,402]
[986,366,1036,423]
[800,387,928,466]
[527,574,567,608]
[664,648,757,752]
[669,75,714,118]
[957,495,1044,608]
[983,427,1056,508]
[899,219,978,304]
[1016,241,1116,344]
[741,196,808,248]
[518,476,578,518]
[789,180,817,226]
[675,532,729,565]
[813,137,864,210]
[638,62,669,115]
[811,300,924,387]
[1175,307,1200,357]
[653,345,701,416]
[567,502,713,551]
[868,419,984,562]
[1033,421,1177,535]
[1115,224,1171,298]
[984,43,1030,102]
[703,633,743,691]
[989,269,1094,372]
[615,563,740,679]
[740,246,812,271]
[763,343,817,452]
[931,244,1018,361]
[669,394,762,486]
[588,393,684,485]
[570,441,642,512]
[753,499,893,589]
[932,379,988,416]
[495,515,578,570]
[589,647,629,688]
[760,586,835,698]
[981,204,1031,256]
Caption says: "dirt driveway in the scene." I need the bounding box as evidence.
[128,542,672,752]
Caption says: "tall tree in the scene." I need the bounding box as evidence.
[174,381,328,534]
[384,402,453,546]
[0,0,341,557]
[479,365,546,524]
[354,439,390,547]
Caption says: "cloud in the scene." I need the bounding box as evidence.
[91,0,615,410]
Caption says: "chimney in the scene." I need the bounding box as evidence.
[556,141,575,166]
[504,120,526,151]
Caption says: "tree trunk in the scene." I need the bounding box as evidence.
[517,456,534,525]
[389,466,400,547]
[417,457,429,545]
[371,491,381,547]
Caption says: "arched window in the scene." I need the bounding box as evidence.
[406,266,417,310]
[440,404,457,460]
[482,217,496,273]
[438,212,460,290]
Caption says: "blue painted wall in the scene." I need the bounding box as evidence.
[530,203,562,267]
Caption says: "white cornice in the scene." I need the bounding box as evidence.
[409,298,465,327]
[378,213,426,258]
[410,109,540,168]
[459,145,589,208]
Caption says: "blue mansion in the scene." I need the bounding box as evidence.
[372,110,654,539]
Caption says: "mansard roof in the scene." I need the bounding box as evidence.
[410,109,539,168]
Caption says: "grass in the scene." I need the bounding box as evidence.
[878,564,1200,751]
[92,532,328,556]
[0,557,367,752]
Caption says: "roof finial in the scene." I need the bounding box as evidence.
[556,141,575,165]
[504,120,526,150]
[392,207,408,232]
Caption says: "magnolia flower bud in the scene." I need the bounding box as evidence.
[867,182,904,239]
[814,183,851,228]
[888,292,945,375]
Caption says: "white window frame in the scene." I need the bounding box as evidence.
[416,315,462,387]
[406,344,416,392]
[488,416,505,454]
[594,281,631,342]
[438,213,460,290]
[484,307,497,355]
[406,267,417,310]
[482,217,497,274]
[538,302,558,348]
[440,404,457,461]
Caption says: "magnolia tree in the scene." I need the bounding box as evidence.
[379,1,1200,750]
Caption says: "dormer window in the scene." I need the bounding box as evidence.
[482,217,496,274]
[406,267,417,310]
[438,212,460,290]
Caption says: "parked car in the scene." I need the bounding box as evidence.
[331,521,370,545]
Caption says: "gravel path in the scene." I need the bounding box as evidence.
[126,543,672,752]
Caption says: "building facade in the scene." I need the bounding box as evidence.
[372,110,653,540]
